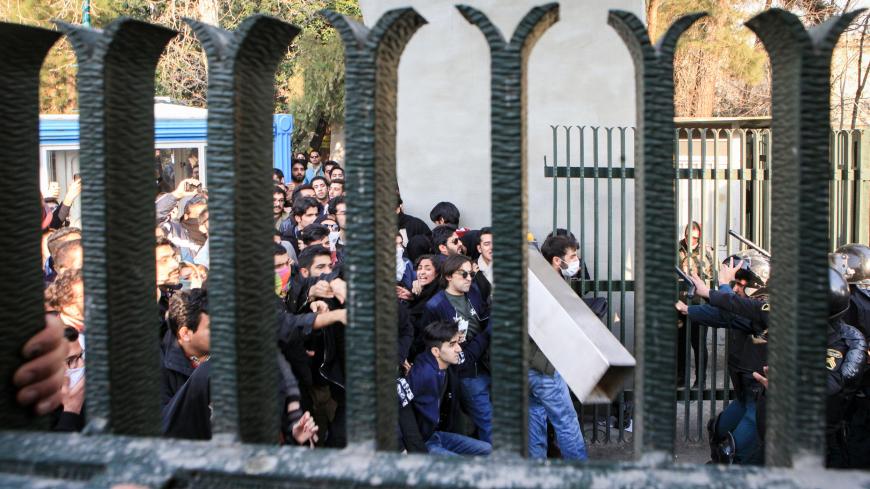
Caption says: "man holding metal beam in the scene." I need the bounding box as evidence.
[530,235,591,460]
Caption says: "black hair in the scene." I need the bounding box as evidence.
[156,236,177,251]
[329,165,344,176]
[292,196,322,217]
[168,288,209,337]
[298,244,332,271]
[273,168,284,180]
[439,254,472,288]
[430,201,460,226]
[328,195,345,213]
[547,228,579,248]
[330,178,345,188]
[273,186,286,196]
[541,235,576,265]
[63,326,79,342]
[310,175,328,187]
[292,159,306,169]
[432,225,458,250]
[290,184,315,204]
[422,320,459,351]
[414,254,439,272]
[301,223,330,245]
[479,226,492,237]
[274,243,289,256]
[315,215,340,230]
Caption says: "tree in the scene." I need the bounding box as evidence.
[649,0,770,117]
[0,0,360,142]
[645,0,869,122]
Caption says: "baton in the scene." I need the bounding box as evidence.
[674,266,696,300]
[727,230,771,259]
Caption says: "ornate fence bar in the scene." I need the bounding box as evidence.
[1,4,869,488]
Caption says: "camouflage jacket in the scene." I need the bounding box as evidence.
[678,239,714,303]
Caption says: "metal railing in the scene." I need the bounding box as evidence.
[0,3,869,487]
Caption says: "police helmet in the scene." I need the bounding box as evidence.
[830,267,851,320]
[723,250,770,297]
[830,243,870,287]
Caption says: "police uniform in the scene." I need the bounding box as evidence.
[826,318,867,467]
[830,245,870,467]
[706,287,769,465]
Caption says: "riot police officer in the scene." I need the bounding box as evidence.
[678,250,769,465]
[826,267,867,467]
[831,243,870,338]
[830,244,870,468]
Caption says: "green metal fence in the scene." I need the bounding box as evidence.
[545,121,869,445]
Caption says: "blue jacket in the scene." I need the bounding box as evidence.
[404,325,491,442]
[420,284,489,376]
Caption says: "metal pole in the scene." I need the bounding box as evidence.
[82,0,91,27]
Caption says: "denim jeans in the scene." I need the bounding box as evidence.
[459,373,493,444]
[426,431,492,456]
[528,370,588,460]
[715,397,762,464]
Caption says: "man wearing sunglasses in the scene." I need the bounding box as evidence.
[420,254,492,444]
[303,151,325,184]
[432,225,466,267]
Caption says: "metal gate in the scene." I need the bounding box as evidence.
[1,3,869,488]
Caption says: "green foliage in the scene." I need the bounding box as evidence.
[288,28,346,149]
[0,0,358,130]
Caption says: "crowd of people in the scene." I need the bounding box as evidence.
[10,149,870,465]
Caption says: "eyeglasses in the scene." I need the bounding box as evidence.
[310,154,320,159]
[66,352,84,369]
[453,269,475,279]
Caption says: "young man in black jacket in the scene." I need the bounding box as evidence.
[400,320,492,455]
[161,289,210,410]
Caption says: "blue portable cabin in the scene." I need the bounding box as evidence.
[39,99,293,208]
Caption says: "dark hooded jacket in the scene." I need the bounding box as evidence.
[402,325,491,443]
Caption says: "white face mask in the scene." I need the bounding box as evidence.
[396,248,406,282]
[561,259,581,278]
[67,366,85,389]
[329,231,341,245]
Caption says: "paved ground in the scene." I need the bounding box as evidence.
[579,328,732,463]
[583,400,714,463]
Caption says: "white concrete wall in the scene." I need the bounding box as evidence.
[360,0,643,238]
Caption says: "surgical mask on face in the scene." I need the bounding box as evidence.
[561,258,581,278]
[180,278,193,290]
[67,366,85,389]
[396,248,406,282]
[328,231,341,247]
